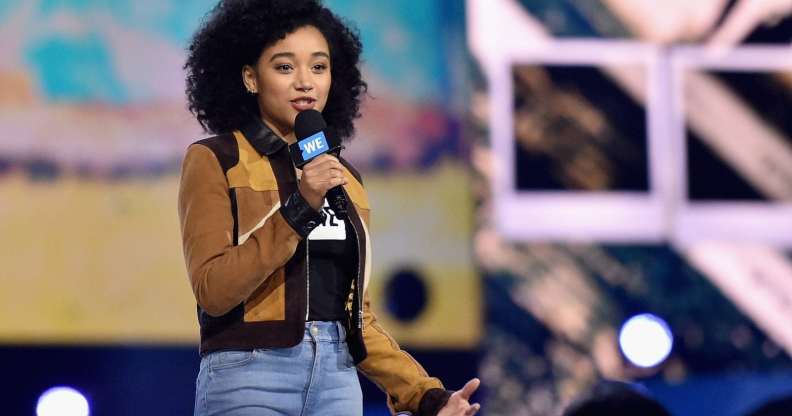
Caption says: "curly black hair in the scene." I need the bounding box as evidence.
[184,0,367,139]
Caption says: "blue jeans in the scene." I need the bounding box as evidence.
[194,321,362,416]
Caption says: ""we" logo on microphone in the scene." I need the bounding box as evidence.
[299,131,329,160]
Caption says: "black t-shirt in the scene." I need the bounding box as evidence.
[307,199,357,321]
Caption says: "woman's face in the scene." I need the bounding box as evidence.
[243,25,331,141]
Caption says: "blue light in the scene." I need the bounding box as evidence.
[36,386,90,416]
[619,313,674,368]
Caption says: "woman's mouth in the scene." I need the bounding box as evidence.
[290,98,316,111]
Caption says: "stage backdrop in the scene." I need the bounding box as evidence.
[467,0,792,415]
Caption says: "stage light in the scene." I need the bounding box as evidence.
[619,313,673,368]
[36,386,90,416]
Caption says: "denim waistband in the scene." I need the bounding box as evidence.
[303,320,347,342]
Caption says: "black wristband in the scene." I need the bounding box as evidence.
[418,388,453,416]
[280,190,326,238]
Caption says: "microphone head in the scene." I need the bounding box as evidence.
[294,110,327,140]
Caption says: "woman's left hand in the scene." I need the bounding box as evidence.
[437,378,481,416]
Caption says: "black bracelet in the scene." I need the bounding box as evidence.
[280,190,326,238]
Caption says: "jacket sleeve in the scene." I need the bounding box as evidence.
[177,143,322,316]
[356,289,453,416]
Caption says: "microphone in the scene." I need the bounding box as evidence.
[290,110,348,220]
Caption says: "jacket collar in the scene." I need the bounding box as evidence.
[239,118,287,157]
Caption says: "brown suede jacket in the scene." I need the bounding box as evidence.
[177,119,451,415]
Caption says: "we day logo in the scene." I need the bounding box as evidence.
[299,131,329,160]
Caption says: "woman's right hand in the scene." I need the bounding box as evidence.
[297,154,348,211]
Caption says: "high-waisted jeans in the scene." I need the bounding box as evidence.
[194,321,362,416]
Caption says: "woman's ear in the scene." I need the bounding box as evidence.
[241,65,258,94]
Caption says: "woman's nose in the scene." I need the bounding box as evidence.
[295,69,314,92]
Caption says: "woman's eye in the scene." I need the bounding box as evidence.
[275,64,293,72]
[312,64,328,72]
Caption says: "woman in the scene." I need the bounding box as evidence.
[178,1,480,415]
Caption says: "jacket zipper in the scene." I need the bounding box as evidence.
[345,191,363,329]
[305,238,310,320]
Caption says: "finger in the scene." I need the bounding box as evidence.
[313,153,337,162]
[304,164,342,181]
[322,177,347,191]
[323,175,347,187]
[307,156,343,172]
[326,166,345,177]
[322,169,344,182]
[312,154,340,165]
[457,378,480,400]
[305,170,345,189]
[304,154,331,167]
[304,156,330,170]
[464,403,481,415]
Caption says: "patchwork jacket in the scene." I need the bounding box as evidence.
[177,119,451,415]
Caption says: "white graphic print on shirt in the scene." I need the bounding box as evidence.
[308,199,346,240]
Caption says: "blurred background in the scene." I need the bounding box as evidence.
[1,0,791,415]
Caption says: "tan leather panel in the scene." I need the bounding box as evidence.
[235,187,281,240]
[358,208,372,292]
[244,268,286,322]
[357,206,370,225]
[342,168,369,209]
[227,131,278,191]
